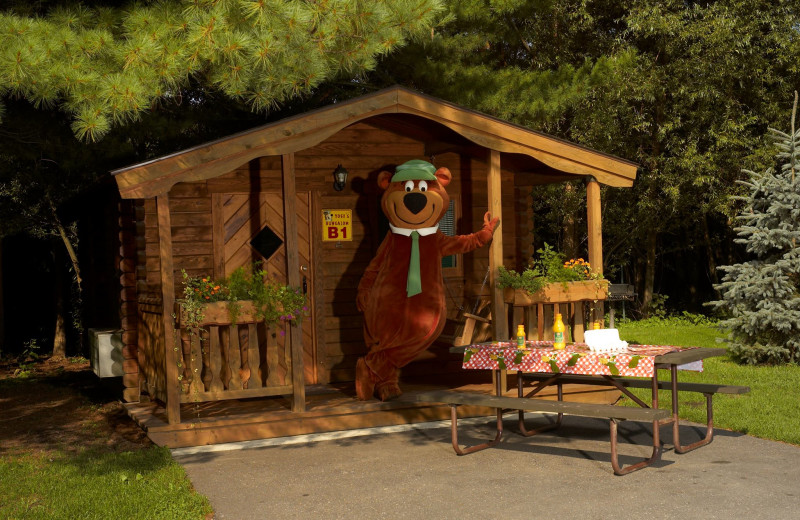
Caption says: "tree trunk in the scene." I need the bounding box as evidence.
[562,214,577,260]
[0,238,4,357]
[52,249,67,359]
[48,198,81,358]
[641,232,657,317]
[633,253,644,316]
[50,198,82,289]
[562,184,577,259]
[702,215,721,299]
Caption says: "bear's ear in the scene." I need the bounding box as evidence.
[435,167,452,188]
[378,170,393,190]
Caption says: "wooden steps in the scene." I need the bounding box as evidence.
[124,377,620,448]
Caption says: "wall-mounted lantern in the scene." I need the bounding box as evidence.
[332,164,349,191]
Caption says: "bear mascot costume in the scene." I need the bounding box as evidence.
[355,159,499,401]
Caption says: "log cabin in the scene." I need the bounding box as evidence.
[112,86,638,447]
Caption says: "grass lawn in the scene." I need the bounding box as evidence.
[617,317,800,446]
[0,446,211,520]
[0,358,212,520]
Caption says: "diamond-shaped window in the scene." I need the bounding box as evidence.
[250,225,283,260]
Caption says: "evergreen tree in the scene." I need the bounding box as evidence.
[0,0,444,141]
[709,94,800,364]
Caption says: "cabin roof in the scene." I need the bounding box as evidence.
[112,86,638,199]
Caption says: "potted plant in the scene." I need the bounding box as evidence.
[176,263,307,333]
[498,244,609,304]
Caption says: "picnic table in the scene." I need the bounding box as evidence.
[401,340,749,475]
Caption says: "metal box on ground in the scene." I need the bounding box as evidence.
[89,328,124,378]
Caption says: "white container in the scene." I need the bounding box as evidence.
[584,328,628,352]
[89,328,124,378]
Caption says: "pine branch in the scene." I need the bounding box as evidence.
[0,0,445,140]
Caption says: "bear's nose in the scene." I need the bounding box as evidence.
[403,192,428,215]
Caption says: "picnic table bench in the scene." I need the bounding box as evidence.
[518,373,749,452]
[399,390,670,475]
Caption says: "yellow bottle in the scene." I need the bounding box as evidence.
[516,324,526,349]
[593,320,602,330]
[553,313,566,350]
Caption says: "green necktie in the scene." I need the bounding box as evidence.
[407,231,422,297]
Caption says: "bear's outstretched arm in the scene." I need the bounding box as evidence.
[439,211,500,256]
[356,234,392,312]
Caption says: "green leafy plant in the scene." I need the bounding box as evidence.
[225,264,308,333]
[498,243,605,294]
[12,339,42,378]
[647,293,670,319]
[178,264,307,333]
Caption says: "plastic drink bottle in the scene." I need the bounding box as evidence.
[553,313,566,350]
[516,324,526,348]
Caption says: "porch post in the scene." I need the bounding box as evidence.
[156,194,181,425]
[586,176,604,323]
[488,150,508,392]
[488,149,508,341]
[282,153,306,412]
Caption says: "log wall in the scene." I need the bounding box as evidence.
[118,200,140,402]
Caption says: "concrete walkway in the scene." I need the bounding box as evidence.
[173,414,800,520]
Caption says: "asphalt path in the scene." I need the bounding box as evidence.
[173,414,800,520]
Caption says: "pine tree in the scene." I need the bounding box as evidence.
[709,93,800,364]
[0,0,444,141]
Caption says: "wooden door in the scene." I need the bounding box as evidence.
[213,192,318,384]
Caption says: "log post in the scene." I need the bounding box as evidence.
[156,195,181,424]
[487,150,508,392]
[586,176,603,323]
[282,153,306,413]
[488,150,507,341]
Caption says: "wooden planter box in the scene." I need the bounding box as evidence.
[503,280,609,305]
[176,300,262,328]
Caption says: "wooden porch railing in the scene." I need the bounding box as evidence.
[504,281,609,343]
[175,301,293,403]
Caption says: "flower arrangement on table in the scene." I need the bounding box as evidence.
[497,243,608,302]
[178,263,308,334]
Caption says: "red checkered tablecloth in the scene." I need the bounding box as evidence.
[462,341,701,377]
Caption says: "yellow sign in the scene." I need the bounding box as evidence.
[322,209,352,241]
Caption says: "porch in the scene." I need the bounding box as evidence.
[124,375,619,448]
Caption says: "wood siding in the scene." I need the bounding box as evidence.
[118,200,140,402]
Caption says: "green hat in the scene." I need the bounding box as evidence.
[391,160,437,182]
